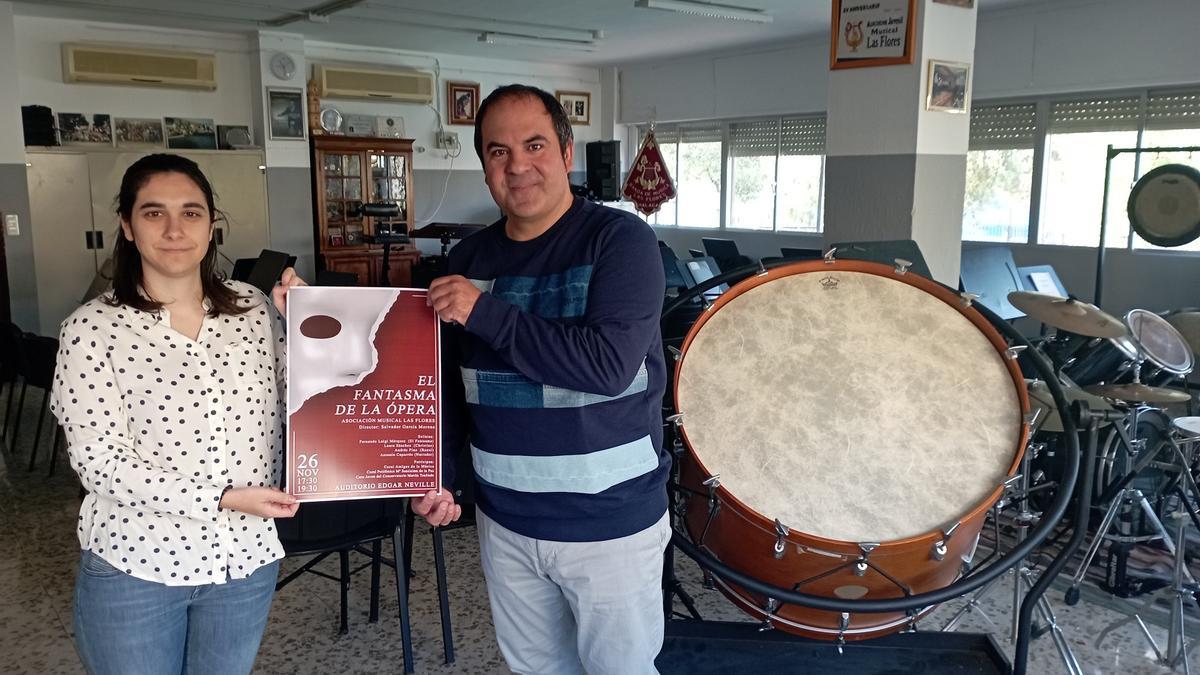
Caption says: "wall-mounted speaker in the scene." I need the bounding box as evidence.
[585,140,621,202]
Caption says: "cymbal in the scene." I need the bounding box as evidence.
[1008,291,1126,339]
[1027,379,1114,432]
[1085,383,1191,404]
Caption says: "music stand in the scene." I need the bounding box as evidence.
[827,239,931,279]
[959,246,1025,321]
[780,247,823,260]
[1017,265,1068,296]
[701,237,742,271]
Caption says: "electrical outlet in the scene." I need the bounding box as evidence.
[435,131,459,150]
[4,214,18,236]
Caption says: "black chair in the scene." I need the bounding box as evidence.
[316,270,360,286]
[398,443,477,667]
[0,322,23,449]
[275,497,433,673]
[15,334,59,473]
[275,498,403,635]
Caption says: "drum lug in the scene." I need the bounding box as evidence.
[932,521,960,561]
[667,345,682,361]
[959,291,979,308]
[893,258,912,275]
[703,475,721,519]
[905,609,920,633]
[701,295,714,310]
[1006,345,1028,360]
[755,259,769,277]
[854,542,877,577]
[702,569,715,590]
[666,412,684,428]
[837,612,850,654]
[931,540,948,562]
[773,519,790,560]
[823,247,837,264]
[758,597,780,632]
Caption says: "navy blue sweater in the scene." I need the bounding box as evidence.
[442,197,668,542]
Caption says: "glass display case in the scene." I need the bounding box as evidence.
[311,136,417,286]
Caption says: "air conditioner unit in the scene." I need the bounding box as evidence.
[62,43,217,90]
[314,64,434,103]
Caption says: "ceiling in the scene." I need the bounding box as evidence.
[15,0,1049,67]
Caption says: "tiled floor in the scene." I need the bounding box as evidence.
[1,389,1196,674]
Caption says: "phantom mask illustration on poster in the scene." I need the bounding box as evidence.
[286,287,440,501]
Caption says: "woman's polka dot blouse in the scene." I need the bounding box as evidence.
[50,280,287,586]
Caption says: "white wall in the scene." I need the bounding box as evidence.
[303,41,602,173]
[16,17,257,133]
[620,0,1200,124]
[619,0,1200,313]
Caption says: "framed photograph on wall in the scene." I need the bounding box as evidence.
[926,60,970,112]
[114,117,163,148]
[556,90,591,126]
[58,113,113,145]
[164,117,217,149]
[830,0,917,70]
[447,81,480,125]
[267,87,306,140]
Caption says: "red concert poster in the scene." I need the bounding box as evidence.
[286,287,441,501]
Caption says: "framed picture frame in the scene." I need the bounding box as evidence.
[556,90,591,126]
[447,81,480,125]
[267,87,306,140]
[926,60,970,113]
[114,117,162,148]
[216,124,253,149]
[164,117,217,149]
[58,113,113,146]
[830,0,917,70]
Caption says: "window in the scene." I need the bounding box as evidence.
[727,119,779,231]
[676,124,722,229]
[633,114,826,233]
[963,103,1036,243]
[776,115,825,233]
[1039,96,1141,247]
[1134,89,1200,251]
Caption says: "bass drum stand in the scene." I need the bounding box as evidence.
[941,424,1083,675]
[1082,417,1200,672]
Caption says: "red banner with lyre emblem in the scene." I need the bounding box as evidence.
[622,129,676,216]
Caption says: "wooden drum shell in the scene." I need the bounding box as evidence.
[673,260,1029,640]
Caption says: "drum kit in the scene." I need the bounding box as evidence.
[659,252,1200,674]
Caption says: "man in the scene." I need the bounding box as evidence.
[415,84,670,674]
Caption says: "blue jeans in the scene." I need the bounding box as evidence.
[73,550,280,675]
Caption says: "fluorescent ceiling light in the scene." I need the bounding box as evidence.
[478,32,597,52]
[634,0,774,23]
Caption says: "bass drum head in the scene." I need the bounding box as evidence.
[676,263,1025,544]
[1127,309,1195,376]
[1127,163,1200,248]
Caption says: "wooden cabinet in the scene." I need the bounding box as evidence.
[311,136,418,286]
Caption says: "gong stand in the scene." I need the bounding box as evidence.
[658,258,1082,675]
[1093,145,1200,307]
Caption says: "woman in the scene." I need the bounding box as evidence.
[50,153,303,675]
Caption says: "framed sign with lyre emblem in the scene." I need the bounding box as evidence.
[830,0,916,70]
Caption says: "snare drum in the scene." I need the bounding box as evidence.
[674,260,1028,641]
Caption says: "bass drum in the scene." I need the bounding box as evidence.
[674,260,1029,641]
